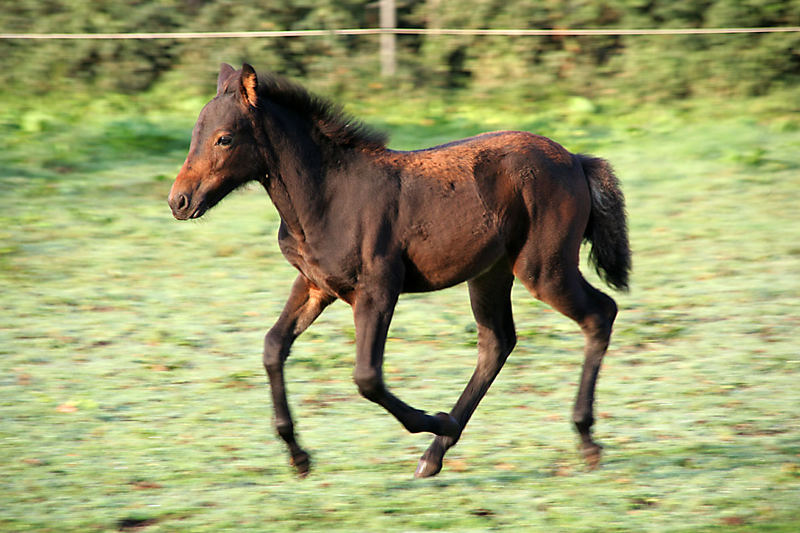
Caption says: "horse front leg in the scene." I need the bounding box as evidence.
[263,275,334,477]
[352,287,460,441]
[416,262,516,478]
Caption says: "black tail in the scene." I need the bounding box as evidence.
[579,154,632,292]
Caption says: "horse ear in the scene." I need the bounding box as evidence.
[240,63,258,108]
[217,63,236,95]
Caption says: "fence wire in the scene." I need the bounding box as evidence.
[1,26,799,40]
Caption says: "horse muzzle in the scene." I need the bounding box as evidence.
[169,194,208,220]
[168,188,207,220]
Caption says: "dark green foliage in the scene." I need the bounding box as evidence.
[1,0,798,100]
[409,0,800,100]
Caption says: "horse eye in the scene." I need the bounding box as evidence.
[217,135,233,146]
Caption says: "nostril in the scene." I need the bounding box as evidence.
[177,194,189,211]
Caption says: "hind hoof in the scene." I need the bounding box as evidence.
[414,458,442,478]
[580,442,603,470]
[290,450,311,478]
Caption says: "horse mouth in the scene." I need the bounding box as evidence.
[170,179,239,220]
[170,201,207,221]
[189,204,208,219]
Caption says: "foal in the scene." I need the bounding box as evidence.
[168,63,631,478]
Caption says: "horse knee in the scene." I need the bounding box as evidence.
[478,327,516,359]
[353,368,383,402]
[262,329,287,374]
[573,411,595,437]
[274,418,295,441]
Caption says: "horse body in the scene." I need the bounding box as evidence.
[390,131,589,293]
[168,63,630,478]
[276,129,588,298]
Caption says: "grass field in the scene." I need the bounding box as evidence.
[1,89,799,532]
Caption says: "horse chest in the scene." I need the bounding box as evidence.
[278,231,357,302]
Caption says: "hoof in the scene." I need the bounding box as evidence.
[434,412,460,439]
[580,442,603,470]
[414,458,442,478]
[290,450,311,478]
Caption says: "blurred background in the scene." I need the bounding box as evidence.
[1,1,799,532]
[3,0,799,100]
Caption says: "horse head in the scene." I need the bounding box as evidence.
[168,63,266,220]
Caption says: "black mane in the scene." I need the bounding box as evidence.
[257,73,389,152]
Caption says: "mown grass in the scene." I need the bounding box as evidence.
[1,88,798,532]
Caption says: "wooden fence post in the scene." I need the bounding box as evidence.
[380,0,396,77]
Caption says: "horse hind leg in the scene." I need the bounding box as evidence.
[570,279,617,468]
[516,258,617,469]
[416,260,516,478]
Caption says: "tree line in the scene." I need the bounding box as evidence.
[2,0,798,101]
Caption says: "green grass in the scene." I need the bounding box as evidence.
[1,89,799,532]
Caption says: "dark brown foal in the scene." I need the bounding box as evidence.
[168,64,631,477]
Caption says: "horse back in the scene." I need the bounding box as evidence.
[385,131,586,292]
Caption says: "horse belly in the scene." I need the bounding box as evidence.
[402,212,504,292]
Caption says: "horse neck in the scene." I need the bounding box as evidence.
[257,105,359,240]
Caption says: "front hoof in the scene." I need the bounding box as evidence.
[434,412,460,439]
[580,442,603,470]
[414,458,442,478]
[290,450,311,478]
